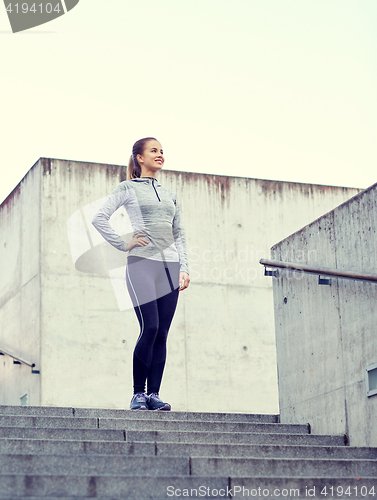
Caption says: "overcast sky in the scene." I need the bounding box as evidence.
[1,0,376,204]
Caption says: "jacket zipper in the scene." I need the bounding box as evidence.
[150,180,171,282]
[151,179,161,202]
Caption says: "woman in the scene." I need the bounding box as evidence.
[92,137,190,411]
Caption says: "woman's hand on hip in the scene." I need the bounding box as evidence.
[126,233,149,251]
[179,272,190,291]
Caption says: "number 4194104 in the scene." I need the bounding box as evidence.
[320,485,376,497]
[5,3,62,14]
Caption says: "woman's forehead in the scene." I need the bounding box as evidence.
[146,140,162,150]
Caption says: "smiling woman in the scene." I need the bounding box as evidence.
[128,137,164,179]
[91,137,190,411]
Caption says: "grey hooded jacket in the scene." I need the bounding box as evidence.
[91,177,189,274]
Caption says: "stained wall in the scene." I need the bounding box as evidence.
[0,158,361,412]
[271,182,377,445]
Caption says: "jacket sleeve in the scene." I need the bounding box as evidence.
[172,195,189,274]
[91,184,130,252]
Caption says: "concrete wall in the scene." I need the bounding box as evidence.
[0,157,361,412]
[271,182,377,446]
[0,163,41,406]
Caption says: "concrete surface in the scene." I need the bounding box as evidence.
[0,165,41,406]
[0,157,361,413]
[271,181,377,447]
[0,404,376,500]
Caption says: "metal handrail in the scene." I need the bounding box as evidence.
[260,258,377,284]
[0,347,40,374]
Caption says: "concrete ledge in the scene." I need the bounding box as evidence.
[190,456,377,477]
[1,438,376,459]
[126,429,345,446]
[0,454,190,476]
[0,415,98,429]
[0,405,279,423]
[99,418,308,434]
[0,406,74,417]
[0,474,229,499]
[0,475,376,499]
[156,442,377,460]
[0,438,155,456]
[0,413,306,433]
[0,426,125,441]
[2,453,376,478]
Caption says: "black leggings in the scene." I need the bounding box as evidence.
[126,256,180,394]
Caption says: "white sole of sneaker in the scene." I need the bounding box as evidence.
[151,404,171,411]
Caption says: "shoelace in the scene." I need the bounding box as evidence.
[148,393,161,401]
[134,393,146,402]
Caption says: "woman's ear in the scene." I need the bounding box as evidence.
[137,154,144,165]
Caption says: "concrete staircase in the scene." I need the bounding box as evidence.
[0,405,376,499]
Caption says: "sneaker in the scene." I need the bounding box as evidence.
[146,392,171,411]
[130,392,148,410]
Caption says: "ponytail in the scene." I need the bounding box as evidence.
[127,154,141,180]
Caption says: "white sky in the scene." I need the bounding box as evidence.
[1,0,376,204]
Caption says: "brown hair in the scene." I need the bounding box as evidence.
[127,137,157,180]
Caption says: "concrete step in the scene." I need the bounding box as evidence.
[156,442,377,460]
[189,456,377,478]
[0,453,376,477]
[99,417,308,434]
[1,437,376,460]
[126,429,346,446]
[0,425,344,446]
[0,475,376,499]
[0,405,279,423]
[0,454,189,476]
[0,437,155,456]
[0,414,308,434]
[0,426,125,441]
[0,438,377,459]
[1,405,374,499]
[0,415,98,429]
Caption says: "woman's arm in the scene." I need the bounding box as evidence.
[172,195,189,276]
[91,185,131,252]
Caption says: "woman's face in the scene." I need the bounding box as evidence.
[137,140,164,173]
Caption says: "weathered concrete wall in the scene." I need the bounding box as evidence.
[271,182,377,446]
[0,163,41,406]
[41,159,359,413]
[39,159,130,408]
[0,157,361,412]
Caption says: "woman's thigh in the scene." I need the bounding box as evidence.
[155,261,180,300]
[126,257,158,307]
[126,257,180,307]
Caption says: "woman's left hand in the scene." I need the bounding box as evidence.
[179,272,190,291]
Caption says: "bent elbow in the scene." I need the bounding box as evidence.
[91,212,100,228]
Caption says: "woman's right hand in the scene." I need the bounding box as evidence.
[126,233,149,251]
